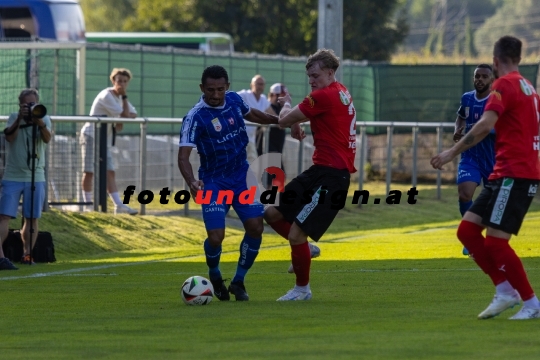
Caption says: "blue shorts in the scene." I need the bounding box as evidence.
[456,157,492,186]
[201,171,264,231]
[0,180,46,218]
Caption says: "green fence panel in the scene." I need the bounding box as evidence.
[1,44,537,138]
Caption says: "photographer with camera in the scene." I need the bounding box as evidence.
[0,88,51,270]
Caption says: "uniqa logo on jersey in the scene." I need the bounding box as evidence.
[245,153,284,206]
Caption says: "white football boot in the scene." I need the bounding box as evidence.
[477,291,521,319]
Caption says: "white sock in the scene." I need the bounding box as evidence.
[524,295,540,309]
[495,281,515,295]
[294,284,310,292]
[84,191,93,202]
[109,192,123,206]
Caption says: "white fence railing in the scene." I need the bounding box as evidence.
[0,115,456,215]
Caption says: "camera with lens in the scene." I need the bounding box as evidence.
[24,102,47,123]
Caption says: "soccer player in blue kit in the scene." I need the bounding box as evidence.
[178,65,281,301]
[453,64,495,255]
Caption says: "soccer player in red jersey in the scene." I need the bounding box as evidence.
[431,36,540,320]
[264,49,357,301]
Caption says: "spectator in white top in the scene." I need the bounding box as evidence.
[237,75,270,164]
[79,68,138,215]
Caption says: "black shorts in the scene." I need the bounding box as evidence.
[275,165,350,241]
[468,177,539,235]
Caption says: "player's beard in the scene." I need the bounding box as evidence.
[493,68,499,79]
[475,84,490,93]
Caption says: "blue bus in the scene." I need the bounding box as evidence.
[0,0,85,41]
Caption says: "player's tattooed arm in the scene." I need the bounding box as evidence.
[463,132,475,145]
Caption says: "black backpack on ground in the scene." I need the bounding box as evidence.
[2,230,56,263]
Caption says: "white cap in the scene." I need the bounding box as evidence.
[269,83,287,94]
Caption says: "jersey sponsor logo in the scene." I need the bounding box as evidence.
[216,129,241,143]
[306,95,315,108]
[529,184,538,197]
[211,118,222,132]
[296,186,325,223]
[190,120,198,142]
[534,136,540,150]
[490,178,514,225]
[457,169,472,179]
[519,79,534,96]
[490,90,502,101]
[204,201,226,213]
[228,117,235,125]
[339,90,351,105]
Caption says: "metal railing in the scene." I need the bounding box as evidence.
[0,115,456,214]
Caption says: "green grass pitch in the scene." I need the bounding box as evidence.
[1,184,540,359]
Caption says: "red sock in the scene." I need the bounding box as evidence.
[291,242,311,286]
[485,235,535,301]
[268,219,291,240]
[457,221,506,285]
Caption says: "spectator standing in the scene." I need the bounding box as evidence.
[80,68,138,215]
[237,75,270,164]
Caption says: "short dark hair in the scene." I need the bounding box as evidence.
[476,63,492,72]
[18,88,39,103]
[305,48,340,71]
[201,65,229,85]
[493,36,522,65]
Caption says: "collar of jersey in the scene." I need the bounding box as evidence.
[200,95,227,109]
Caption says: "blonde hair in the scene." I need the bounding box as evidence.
[110,68,132,82]
[305,49,340,71]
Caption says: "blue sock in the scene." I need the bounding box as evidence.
[459,200,473,217]
[232,234,261,283]
[204,238,222,280]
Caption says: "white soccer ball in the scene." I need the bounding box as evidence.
[181,276,214,305]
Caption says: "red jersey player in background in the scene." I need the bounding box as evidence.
[264,49,357,301]
[431,36,540,320]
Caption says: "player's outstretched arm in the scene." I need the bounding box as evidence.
[244,108,279,125]
[431,110,498,170]
[278,105,308,129]
[178,146,204,198]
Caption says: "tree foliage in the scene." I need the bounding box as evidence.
[79,0,137,32]
[83,0,409,61]
[474,0,540,55]
[343,0,409,61]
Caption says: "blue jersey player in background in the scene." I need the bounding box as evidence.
[178,65,279,301]
[453,64,495,255]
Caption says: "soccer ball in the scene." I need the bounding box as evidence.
[181,276,214,305]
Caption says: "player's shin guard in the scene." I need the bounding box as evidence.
[204,238,222,280]
[232,234,261,283]
[457,221,506,285]
[267,219,291,240]
[291,242,311,286]
[484,236,535,301]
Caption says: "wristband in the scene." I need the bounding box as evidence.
[122,95,128,100]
